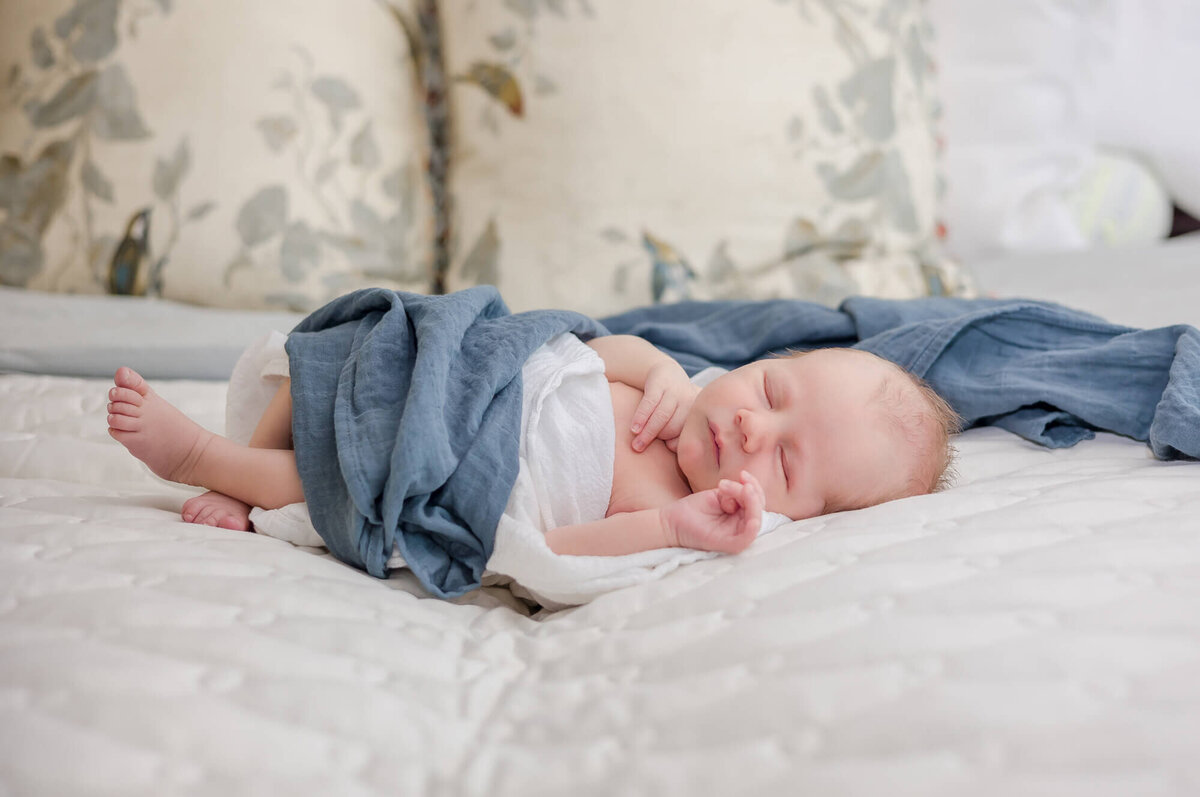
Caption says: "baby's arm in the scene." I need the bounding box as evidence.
[544,507,674,556]
[587,335,676,389]
[545,471,763,556]
[588,335,699,451]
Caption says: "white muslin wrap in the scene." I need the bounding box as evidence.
[228,332,788,607]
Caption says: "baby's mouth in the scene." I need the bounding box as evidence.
[709,421,721,466]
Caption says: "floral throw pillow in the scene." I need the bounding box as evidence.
[440,0,973,316]
[0,0,433,311]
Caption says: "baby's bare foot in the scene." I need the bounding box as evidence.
[182,490,252,531]
[106,366,213,486]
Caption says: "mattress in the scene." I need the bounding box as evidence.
[4,239,1200,796]
[968,231,1200,330]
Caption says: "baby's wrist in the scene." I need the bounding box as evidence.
[657,507,680,549]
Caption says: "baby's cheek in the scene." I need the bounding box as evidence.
[745,467,772,500]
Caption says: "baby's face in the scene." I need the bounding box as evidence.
[674,349,916,519]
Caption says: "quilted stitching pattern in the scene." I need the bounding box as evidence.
[2,375,1200,796]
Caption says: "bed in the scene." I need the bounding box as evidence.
[3,236,1200,796]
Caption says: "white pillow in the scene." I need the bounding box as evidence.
[440,0,973,316]
[1094,0,1200,220]
[0,0,433,311]
[928,0,1170,261]
[1066,150,1172,248]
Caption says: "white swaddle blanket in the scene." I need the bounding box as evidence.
[229,332,787,607]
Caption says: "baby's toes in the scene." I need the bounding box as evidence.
[215,513,251,532]
[191,505,218,526]
[108,386,143,406]
[106,411,140,432]
[107,400,140,418]
[113,367,150,396]
[181,496,203,522]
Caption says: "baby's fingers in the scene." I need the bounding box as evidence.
[632,395,676,451]
[737,470,764,536]
[737,470,766,505]
[716,478,744,515]
[656,411,687,444]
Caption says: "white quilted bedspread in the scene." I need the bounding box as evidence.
[3,373,1200,796]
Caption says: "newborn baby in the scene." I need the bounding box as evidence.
[105,335,958,557]
[545,336,959,554]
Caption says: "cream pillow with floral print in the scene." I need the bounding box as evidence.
[0,0,433,311]
[441,0,972,316]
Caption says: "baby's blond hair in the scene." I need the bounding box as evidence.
[877,364,961,496]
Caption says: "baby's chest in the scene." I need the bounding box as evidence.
[607,383,692,515]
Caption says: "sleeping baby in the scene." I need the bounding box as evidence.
[105,328,959,564]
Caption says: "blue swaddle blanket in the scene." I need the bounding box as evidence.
[603,296,1200,460]
[285,287,605,598]
[288,288,1200,598]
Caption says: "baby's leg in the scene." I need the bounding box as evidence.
[181,379,294,529]
[108,367,304,510]
[248,378,293,449]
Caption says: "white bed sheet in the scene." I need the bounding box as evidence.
[4,241,1200,795]
[4,385,1200,796]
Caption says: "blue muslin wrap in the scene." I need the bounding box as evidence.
[285,287,605,598]
[288,288,1200,598]
[603,296,1200,460]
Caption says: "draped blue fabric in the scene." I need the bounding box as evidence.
[286,287,604,597]
[288,288,1200,597]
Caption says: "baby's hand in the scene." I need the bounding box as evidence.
[661,470,764,554]
[631,360,700,452]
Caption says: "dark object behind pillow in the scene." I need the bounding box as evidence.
[1170,205,1200,237]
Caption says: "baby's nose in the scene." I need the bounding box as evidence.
[735,409,764,452]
